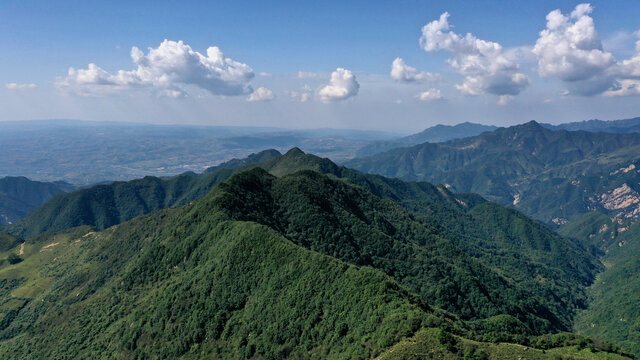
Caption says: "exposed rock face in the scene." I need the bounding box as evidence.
[552,217,568,225]
[610,164,637,175]
[600,183,640,218]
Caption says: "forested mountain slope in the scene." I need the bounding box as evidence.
[0,168,629,359]
[347,121,640,223]
[8,150,282,238]
[559,213,640,356]
[6,149,600,335]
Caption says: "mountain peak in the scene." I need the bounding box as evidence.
[522,120,542,128]
[284,147,305,157]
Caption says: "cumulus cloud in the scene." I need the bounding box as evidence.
[533,4,640,96]
[420,12,529,96]
[604,80,640,97]
[5,83,37,90]
[532,4,617,95]
[318,68,359,103]
[390,57,440,82]
[416,88,443,102]
[56,39,254,97]
[246,87,275,102]
[296,71,318,79]
[258,72,272,77]
[497,95,514,106]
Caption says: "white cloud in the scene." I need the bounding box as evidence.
[258,72,272,77]
[532,4,617,95]
[246,87,275,102]
[416,88,443,102]
[296,71,318,79]
[420,12,529,96]
[604,80,640,97]
[497,95,514,106]
[615,31,640,80]
[56,39,254,97]
[318,68,359,103]
[390,57,440,82]
[5,83,37,90]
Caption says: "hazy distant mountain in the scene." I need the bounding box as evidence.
[542,116,640,133]
[0,176,75,225]
[355,122,498,157]
[348,121,640,223]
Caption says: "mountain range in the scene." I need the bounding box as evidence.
[355,122,498,157]
[2,118,640,358]
[0,149,629,359]
[542,117,640,133]
[347,121,640,224]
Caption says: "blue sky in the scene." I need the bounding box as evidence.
[2,0,640,132]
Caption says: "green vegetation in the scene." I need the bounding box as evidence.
[7,148,600,334]
[347,121,640,223]
[560,213,640,356]
[8,149,282,238]
[0,167,628,359]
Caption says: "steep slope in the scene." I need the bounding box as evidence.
[559,214,640,355]
[356,122,497,157]
[347,121,640,223]
[199,168,600,334]
[6,149,599,334]
[9,149,282,238]
[0,177,74,225]
[0,169,628,359]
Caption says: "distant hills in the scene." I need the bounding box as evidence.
[0,149,627,358]
[347,121,640,224]
[542,116,640,133]
[356,117,640,158]
[355,122,497,157]
[0,176,75,225]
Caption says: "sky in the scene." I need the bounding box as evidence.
[1,0,640,132]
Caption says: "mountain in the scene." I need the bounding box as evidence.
[0,176,75,225]
[9,149,283,239]
[347,121,640,224]
[543,117,640,134]
[6,148,604,334]
[355,122,498,157]
[557,213,640,356]
[0,165,628,358]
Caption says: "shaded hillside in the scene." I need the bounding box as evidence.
[559,213,640,356]
[0,168,628,359]
[356,122,497,157]
[347,121,640,223]
[0,177,75,225]
[9,150,282,238]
